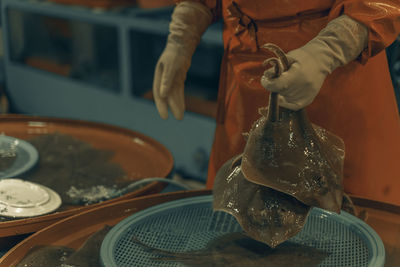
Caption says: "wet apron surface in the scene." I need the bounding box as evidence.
[191,0,400,206]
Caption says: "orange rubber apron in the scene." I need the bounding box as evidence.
[205,0,400,206]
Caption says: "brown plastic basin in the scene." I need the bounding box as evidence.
[0,114,173,240]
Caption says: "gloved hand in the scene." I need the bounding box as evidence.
[153,1,212,120]
[261,15,368,111]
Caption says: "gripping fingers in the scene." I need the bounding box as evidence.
[261,68,289,94]
[261,68,279,91]
[278,95,302,111]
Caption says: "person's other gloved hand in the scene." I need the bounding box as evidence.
[153,2,212,120]
[261,15,368,111]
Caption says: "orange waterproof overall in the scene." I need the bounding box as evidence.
[177,0,400,206]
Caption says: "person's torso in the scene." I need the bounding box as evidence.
[219,0,334,92]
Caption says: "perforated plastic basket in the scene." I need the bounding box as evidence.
[100,195,385,267]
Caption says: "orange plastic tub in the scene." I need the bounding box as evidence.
[0,114,173,244]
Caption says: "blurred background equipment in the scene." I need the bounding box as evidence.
[1,0,222,183]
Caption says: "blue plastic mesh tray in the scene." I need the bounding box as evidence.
[100,195,385,267]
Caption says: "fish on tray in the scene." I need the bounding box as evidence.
[16,225,112,267]
[131,232,329,267]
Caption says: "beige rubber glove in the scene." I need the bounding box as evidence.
[261,15,368,111]
[153,2,213,120]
